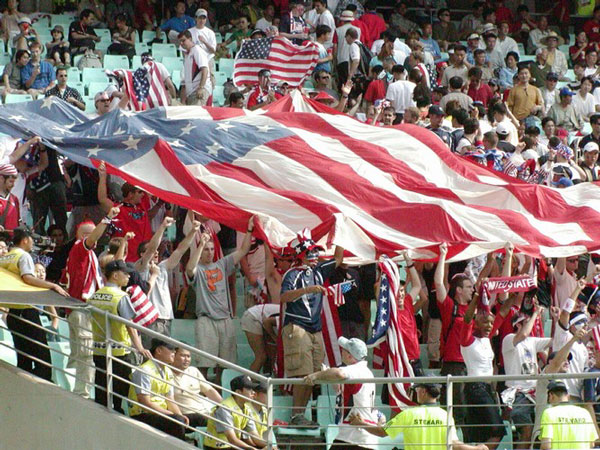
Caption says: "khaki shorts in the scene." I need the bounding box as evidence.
[186,88,211,106]
[282,323,324,377]
[241,309,263,335]
[194,316,237,368]
[427,318,442,363]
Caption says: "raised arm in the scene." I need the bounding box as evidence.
[115,232,135,262]
[84,206,120,248]
[546,327,587,373]
[513,302,543,346]
[8,136,41,164]
[164,219,201,271]
[559,278,585,329]
[499,243,514,303]
[435,243,448,303]
[403,250,421,300]
[231,216,255,265]
[135,216,175,272]
[186,232,210,280]
[333,244,344,268]
[96,161,114,213]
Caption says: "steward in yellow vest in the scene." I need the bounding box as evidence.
[88,259,151,414]
[204,375,265,449]
[129,339,190,440]
[0,228,67,381]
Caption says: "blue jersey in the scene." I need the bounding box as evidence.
[282,259,336,333]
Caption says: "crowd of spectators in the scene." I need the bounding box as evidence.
[4,0,600,448]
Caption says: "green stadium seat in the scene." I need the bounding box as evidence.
[142,29,163,43]
[135,42,149,55]
[0,53,12,65]
[94,28,111,43]
[5,94,33,103]
[171,69,181,89]
[82,67,109,88]
[221,368,244,398]
[218,58,234,77]
[33,16,50,27]
[131,55,142,70]
[70,81,85,96]
[212,86,225,106]
[214,71,228,86]
[95,40,110,53]
[49,341,75,391]
[83,96,96,113]
[103,54,130,70]
[161,56,183,73]
[152,43,177,59]
[87,81,112,97]
[67,66,81,81]
[50,14,73,29]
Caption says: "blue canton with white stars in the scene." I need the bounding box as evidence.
[368,273,390,347]
[237,37,273,60]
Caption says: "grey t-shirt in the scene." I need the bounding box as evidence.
[140,260,173,320]
[189,254,235,320]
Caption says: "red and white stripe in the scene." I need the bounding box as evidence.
[373,256,415,412]
[592,325,600,352]
[145,61,169,108]
[126,284,159,327]
[94,104,600,263]
[113,69,144,111]
[322,283,346,367]
[233,37,319,87]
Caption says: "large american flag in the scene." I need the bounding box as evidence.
[1,96,600,262]
[367,256,415,412]
[233,36,319,87]
[111,61,169,111]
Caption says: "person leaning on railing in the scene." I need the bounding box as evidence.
[350,382,488,450]
[88,259,152,413]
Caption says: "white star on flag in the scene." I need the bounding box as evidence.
[207,142,223,156]
[41,97,54,110]
[216,122,235,132]
[140,128,157,135]
[180,123,196,135]
[87,145,101,157]
[170,139,185,148]
[9,115,25,122]
[114,127,126,136]
[123,136,141,150]
[256,125,273,133]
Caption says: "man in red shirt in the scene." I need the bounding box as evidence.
[246,69,283,110]
[584,6,600,44]
[97,162,156,262]
[467,66,493,107]
[434,242,472,426]
[63,205,120,398]
[398,251,425,375]
[364,65,386,110]
[359,1,385,49]
[0,164,20,232]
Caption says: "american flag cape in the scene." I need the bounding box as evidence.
[2,97,600,261]
[110,61,169,111]
[367,256,415,412]
[233,36,319,87]
[593,326,600,352]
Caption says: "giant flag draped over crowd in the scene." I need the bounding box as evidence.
[1,97,600,261]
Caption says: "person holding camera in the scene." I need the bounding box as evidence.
[0,227,68,381]
[246,69,283,110]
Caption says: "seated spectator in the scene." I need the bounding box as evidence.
[69,9,101,56]
[570,31,595,67]
[548,87,584,133]
[419,22,440,61]
[160,0,195,44]
[2,48,30,97]
[45,67,84,111]
[45,26,71,67]
[107,14,135,59]
[255,4,274,32]
[78,0,105,27]
[227,91,244,108]
[482,27,504,71]
[530,48,551,89]
[572,76,596,122]
[433,8,458,52]
[128,339,190,440]
[203,375,265,449]
[543,32,568,81]
[220,14,251,53]
[496,21,518,60]
[105,0,135,30]
[473,49,494,84]
[135,0,156,31]
[21,41,55,98]
[459,0,484,40]
[498,52,519,90]
[579,142,600,182]
[389,1,417,38]
[12,16,38,51]
[583,50,599,79]
[246,69,283,110]
[584,5,600,45]
[528,15,551,55]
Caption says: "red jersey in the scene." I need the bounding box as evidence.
[64,239,103,302]
[364,79,386,103]
[246,85,283,109]
[495,6,513,25]
[584,19,600,43]
[467,83,494,106]
[397,294,420,361]
[0,192,20,231]
[439,295,469,362]
[114,202,152,262]
[359,12,386,49]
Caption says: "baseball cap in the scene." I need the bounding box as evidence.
[338,336,368,361]
[251,28,266,37]
[18,16,31,24]
[340,10,354,21]
[552,177,574,188]
[104,260,135,277]
[546,72,559,81]
[559,87,575,97]
[195,8,208,17]
[547,380,568,394]
[584,142,600,153]
[467,33,480,40]
[149,338,175,353]
[121,182,141,197]
[0,163,18,176]
[51,25,64,34]
[413,382,442,397]
[94,91,110,103]
[428,105,445,116]
[230,375,256,392]
[495,122,509,136]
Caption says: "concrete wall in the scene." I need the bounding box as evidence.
[0,361,192,450]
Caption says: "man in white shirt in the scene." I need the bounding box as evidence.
[256,4,274,32]
[304,337,377,449]
[173,346,223,426]
[441,44,469,86]
[483,31,504,70]
[189,9,216,65]
[345,27,361,83]
[335,10,360,88]
[496,21,518,60]
[312,0,335,47]
[178,29,212,106]
[501,306,551,448]
[385,64,415,116]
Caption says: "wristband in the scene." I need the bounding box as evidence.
[563,297,575,313]
[406,263,414,268]
[101,216,112,225]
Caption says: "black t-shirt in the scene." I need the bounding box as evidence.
[67,163,100,207]
[331,266,363,324]
[68,20,97,48]
[422,264,440,319]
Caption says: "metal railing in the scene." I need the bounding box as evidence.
[1,304,600,450]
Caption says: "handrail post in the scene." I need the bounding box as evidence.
[105,310,113,412]
[266,377,274,450]
[446,375,453,450]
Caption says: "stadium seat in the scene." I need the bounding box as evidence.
[131,55,142,70]
[221,368,244,398]
[95,40,110,53]
[565,69,575,81]
[517,42,526,55]
[216,34,223,44]
[171,69,181,89]
[325,425,400,449]
[218,58,235,77]
[87,81,112,97]
[49,341,75,391]
[94,28,111,43]
[135,42,149,55]
[32,22,51,34]
[82,67,109,88]
[50,14,72,29]
[103,54,130,70]
[520,55,535,63]
[212,86,225,107]
[142,29,163,43]
[70,81,85,96]
[214,71,228,86]
[0,53,12,65]
[67,66,81,81]
[152,43,177,59]
[33,15,50,27]
[4,94,33,103]
[161,56,183,73]
[83,96,96,113]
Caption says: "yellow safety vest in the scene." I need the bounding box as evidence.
[204,396,253,449]
[87,285,131,356]
[249,405,267,439]
[0,247,32,309]
[128,359,174,417]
